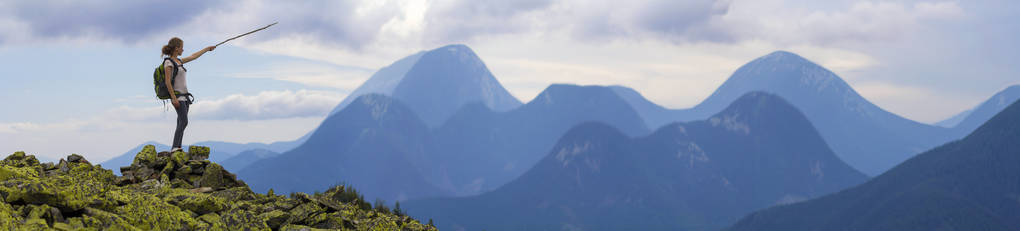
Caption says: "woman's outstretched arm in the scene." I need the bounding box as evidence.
[182,46,216,63]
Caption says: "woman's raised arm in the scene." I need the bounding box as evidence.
[182,46,216,63]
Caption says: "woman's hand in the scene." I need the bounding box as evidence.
[206,46,216,52]
[172,99,181,109]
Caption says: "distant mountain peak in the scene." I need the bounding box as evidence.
[707,92,801,135]
[438,44,472,54]
[718,92,787,114]
[691,50,956,176]
[391,44,522,126]
[762,50,806,60]
[328,51,425,116]
[427,44,485,68]
[741,51,843,91]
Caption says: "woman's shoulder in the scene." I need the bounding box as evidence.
[164,57,182,66]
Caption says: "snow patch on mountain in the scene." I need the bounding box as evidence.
[556,141,593,167]
[677,142,709,168]
[709,114,750,135]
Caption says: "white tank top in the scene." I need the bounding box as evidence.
[163,58,188,97]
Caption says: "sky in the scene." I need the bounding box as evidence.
[1,0,1018,162]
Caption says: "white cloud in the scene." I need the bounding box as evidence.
[227,61,374,90]
[721,1,965,46]
[190,90,344,120]
[0,90,341,161]
[97,90,345,122]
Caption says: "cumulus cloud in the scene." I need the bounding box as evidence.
[226,62,373,90]
[0,0,968,50]
[0,0,223,44]
[422,0,555,42]
[551,0,732,42]
[721,0,965,46]
[199,1,408,48]
[0,90,342,160]
[189,90,344,120]
[87,90,344,123]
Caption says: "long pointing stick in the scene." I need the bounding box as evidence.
[215,22,278,47]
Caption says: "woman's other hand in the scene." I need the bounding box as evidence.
[206,46,216,52]
[172,99,181,109]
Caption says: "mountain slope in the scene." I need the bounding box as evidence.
[391,44,522,127]
[684,51,952,175]
[220,148,280,173]
[727,98,1020,231]
[407,92,867,231]
[429,84,650,196]
[949,84,1020,136]
[327,51,426,116]
[238,94,449,202]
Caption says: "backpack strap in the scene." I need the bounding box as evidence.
[164,57,179,90]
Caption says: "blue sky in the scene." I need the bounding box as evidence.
[1,0,1018,161]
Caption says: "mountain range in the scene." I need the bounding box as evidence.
[234,46,1014,203]
[616,51,957,176]
[727,98,1020,231]
[404,92,869,231]
[237,84,652,202]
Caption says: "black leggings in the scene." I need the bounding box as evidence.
[172,100,191,149]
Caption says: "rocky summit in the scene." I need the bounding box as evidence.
[0,145,437,230]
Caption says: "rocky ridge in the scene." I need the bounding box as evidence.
[0,145,436,230]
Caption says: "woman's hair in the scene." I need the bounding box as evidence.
[161,37,183,57]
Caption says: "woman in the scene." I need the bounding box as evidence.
[161,37,215,153]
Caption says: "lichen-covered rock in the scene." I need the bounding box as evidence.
[131,145,158,167]
[165,189,228,215]
[117,145,245,191]
[0,200,18,228]
[188,146,211,160]
[0,148,437,230]
[197,163,228,189]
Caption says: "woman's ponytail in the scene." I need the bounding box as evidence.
[161,37,183,57]
[162,45,172,57]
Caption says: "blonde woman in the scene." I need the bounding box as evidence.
[161,37,215,152]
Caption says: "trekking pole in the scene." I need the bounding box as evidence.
[215,22,278,47]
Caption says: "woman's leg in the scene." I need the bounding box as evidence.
[172,101,190,149]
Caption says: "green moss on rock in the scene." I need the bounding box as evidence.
[0,148,437,230]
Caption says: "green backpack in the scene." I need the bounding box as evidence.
[153,58,179,100]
